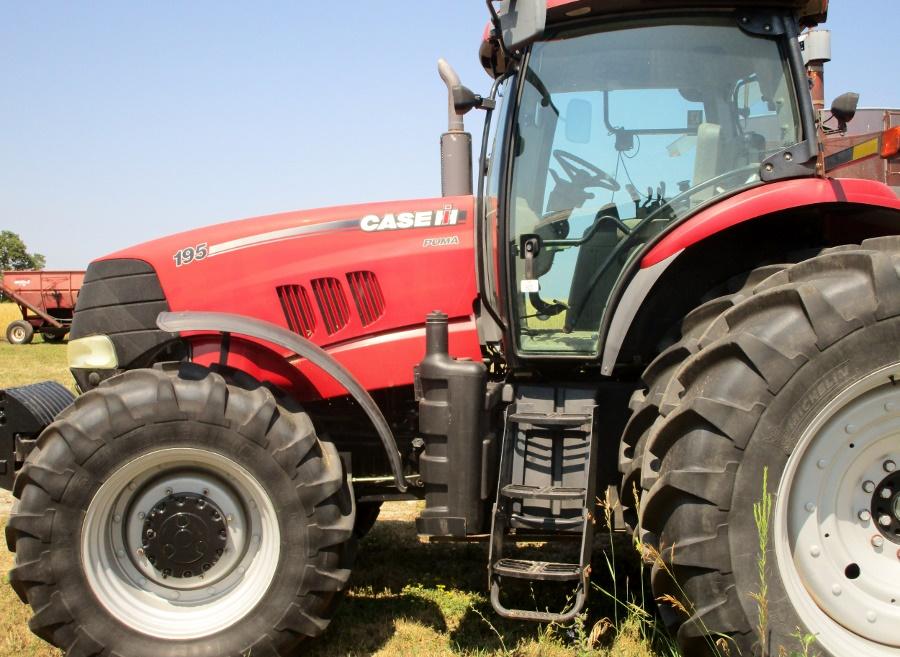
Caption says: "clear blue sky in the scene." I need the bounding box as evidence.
[2,2,897,269]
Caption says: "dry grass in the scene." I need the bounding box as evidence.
[0,310,669,657]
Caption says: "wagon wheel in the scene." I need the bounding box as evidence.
[6,320,34,345]
[42,329,68,343]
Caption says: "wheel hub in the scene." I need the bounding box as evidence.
[142,493,227,578]
[871,470,900,544]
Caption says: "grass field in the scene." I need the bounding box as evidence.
[0,301,672,657]
[0,303,72,390]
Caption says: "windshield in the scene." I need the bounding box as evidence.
[507,16,801,356]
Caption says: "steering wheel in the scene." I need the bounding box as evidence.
[551,149,621,193]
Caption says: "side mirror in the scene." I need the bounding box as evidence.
[452,85,495,115]
[495,0,546,53]
[831,92,860,132]
[565,99,593,144]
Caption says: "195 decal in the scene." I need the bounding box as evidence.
[173,243,208,267]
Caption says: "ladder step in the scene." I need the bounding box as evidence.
[493,558,582,582]
[508,412,592,428]
[501,484,586,501]
[509,512,584,532]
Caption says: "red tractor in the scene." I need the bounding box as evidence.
[5,1,900,656]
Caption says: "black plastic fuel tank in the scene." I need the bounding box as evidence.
[415,311,488,537]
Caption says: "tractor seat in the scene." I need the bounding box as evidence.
[564,204,625,333]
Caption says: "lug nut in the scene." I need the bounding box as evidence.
[879,515,893,527]
[859,510,872,522]
[885,460,897,473]
[873,535,885,548]
[864,480,876,493]
[882,488,893,499]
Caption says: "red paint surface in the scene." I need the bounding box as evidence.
[641,178,900,268]
[102,197,482,399]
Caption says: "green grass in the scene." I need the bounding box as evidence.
[0,303,670,657]
[0,303,72,391]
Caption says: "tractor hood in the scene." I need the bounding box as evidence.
[73,195,482,396]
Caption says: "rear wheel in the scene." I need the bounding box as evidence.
[7,363,356,657]
[627,238,900,656]
[6,320,34,345]
[42,329,67,343]
[619,263,795,530]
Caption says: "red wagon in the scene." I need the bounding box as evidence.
[0,270,84,344]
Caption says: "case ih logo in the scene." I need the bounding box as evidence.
[360,205,464,232]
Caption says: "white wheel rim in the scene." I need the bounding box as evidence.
[82,448,281,639]
[775,363,900,656]
[10,326,25,342]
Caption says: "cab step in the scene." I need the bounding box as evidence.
[501,484,586,501]
[507,412,592,428]
[492,558,582,581]
[488,385,598,624]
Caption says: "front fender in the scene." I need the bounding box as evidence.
[157,310,407,491]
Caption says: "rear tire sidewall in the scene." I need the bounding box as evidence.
[52,416,327,655]
[730,316,900,656]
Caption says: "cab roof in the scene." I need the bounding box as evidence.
[543,0,827,24]
[480,0,828,76]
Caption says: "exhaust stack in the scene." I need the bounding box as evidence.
[438,59,473,197]
[801,29,832,117]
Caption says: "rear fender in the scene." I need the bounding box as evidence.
[601,178,900,374]
[157,311,407,491]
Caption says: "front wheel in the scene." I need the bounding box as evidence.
[7,363,356,657]
[633,238,900,656]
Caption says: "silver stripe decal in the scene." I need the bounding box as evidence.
[208,218,361,257]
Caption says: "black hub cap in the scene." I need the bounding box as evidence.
[871,471,900,544]
[141,493,228,578]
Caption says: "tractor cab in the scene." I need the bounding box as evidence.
[456,1,823,360]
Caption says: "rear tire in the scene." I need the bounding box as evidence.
[630,238,900,656]
[42,329,67,343]
[7,362,356,657]
[6,320,34,345]
[618,263,794,531]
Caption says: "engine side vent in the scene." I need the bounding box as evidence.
[311,277,351,335]
[346,271,385,327]
[276,284,316,338]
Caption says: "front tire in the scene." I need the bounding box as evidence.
[7,363,355,657]
[631,238,900,656]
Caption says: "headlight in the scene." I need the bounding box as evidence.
[67,335,119,370]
